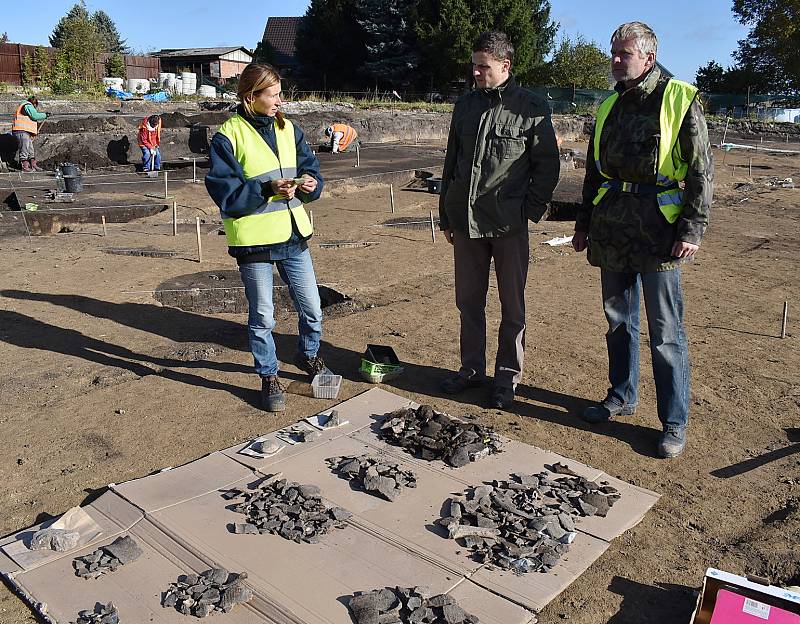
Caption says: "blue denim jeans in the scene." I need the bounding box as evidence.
[601,268,690,431]
[238,249,323,377]
[141,147,161,171]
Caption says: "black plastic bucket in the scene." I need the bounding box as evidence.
[59,162,79,177]
[63,175,83,193]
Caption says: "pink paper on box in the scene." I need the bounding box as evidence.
[711,589,800,624]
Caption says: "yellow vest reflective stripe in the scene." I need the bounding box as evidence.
[12,103,38,135]
[217,114,313,246]
[592,79,698,223]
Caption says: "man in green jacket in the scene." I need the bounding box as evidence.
[439,30,560,409]
[12,96,49,172]
[572,21,713,458]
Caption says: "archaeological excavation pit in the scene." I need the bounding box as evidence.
[381,215,441,230]
[154,270,356,316]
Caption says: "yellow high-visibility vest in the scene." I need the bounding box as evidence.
[217,115,313,246]
[592,79,698,223]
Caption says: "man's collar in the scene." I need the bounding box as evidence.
[480,74,515,96]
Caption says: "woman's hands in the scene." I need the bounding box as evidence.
[269,174,318,200]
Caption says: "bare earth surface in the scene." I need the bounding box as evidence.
[0,142,798,623]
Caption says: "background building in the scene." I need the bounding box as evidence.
[152,47,252,85]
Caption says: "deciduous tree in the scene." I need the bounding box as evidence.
[546,35,609,89]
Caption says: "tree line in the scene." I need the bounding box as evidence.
[258,0,612,92]
[695,0,800,95]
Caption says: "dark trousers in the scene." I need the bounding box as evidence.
[453,229,529,389]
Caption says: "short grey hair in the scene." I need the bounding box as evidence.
[611,21,658,58]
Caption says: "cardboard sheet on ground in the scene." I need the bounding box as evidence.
[1,388,658,623]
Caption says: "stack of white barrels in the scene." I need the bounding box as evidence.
[102,77,124,90]
[181,72,197,95]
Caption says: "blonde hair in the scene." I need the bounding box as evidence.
[237,62,285,129]
[611,21,658,58]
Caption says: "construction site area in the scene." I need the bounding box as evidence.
[0,99,798,624]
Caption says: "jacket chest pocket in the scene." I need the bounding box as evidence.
[604,118,660,179]
[491,124,526,161]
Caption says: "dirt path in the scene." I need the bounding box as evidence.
[1,145,798,623]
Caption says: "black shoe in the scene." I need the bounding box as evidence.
[441,372,485,395]
[489,386,514,410]
[582,401,637,424]
[261,375,285,412]
[293,353,331,379]
[657,428,686,458]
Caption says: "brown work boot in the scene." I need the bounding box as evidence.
[20,160,32,172]
[29,159,43,172]
[260,375,285,412]
[293,353,331,380]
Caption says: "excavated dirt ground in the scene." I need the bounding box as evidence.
[0,122,798,623]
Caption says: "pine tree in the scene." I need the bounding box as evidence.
[0,32,8,44]
[414,0,557,90]
[49,1,90,48]
[356,0,420,89]
[92,10,129,54]
[294,0,367,90]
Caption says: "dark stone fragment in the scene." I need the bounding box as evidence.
[221,489,243,500]
[427,594,454,607]
[162,593,178,608]
[102,535,143,565]
[201,567,229,585]
[580,492,611,517]
[446,447,471,468]
[194,603,211,618]
[220,580,253,612]
[331,507,352,521]
[299,484,321,498]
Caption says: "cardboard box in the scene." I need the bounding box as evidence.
[692,568,800,624]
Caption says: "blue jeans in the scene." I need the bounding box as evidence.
[601,268,690,431]
[238,249,323,377]
[141,147,161,171]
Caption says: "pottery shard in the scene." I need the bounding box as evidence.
[201,567,229,585]
[220,580,253,612]
[580,492,611,517]
[30,528,80,552]
[102,535,142,565]
[442,602,468,624]
[446,447,471,468]
[299,484,322,498]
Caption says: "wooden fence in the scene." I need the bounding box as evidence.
[0,43,160,85]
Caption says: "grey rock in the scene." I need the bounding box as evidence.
[31,528,80,552]
[102,535,142,565]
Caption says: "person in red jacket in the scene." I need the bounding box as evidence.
[137,114,162,171]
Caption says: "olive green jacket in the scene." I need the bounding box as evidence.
[577,67,714,272]
[439,76,560,238]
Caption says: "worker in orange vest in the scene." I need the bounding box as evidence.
[12,96,48,172]
[137,114,162,171]
[325,123,358,153]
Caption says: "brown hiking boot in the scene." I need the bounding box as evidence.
[260,375,285,412]
[293,353,331,379]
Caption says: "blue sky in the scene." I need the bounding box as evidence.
[5,0,748,82]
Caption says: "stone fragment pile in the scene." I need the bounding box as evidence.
[161,568,253,618]
[230,478,352,543]
[349,586,480,624]
[327,454,417,501]
[437,465,621,574]
[73,535,143,579]
[379,405,502,467]
[71,602,119,624]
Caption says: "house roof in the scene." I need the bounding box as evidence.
[153,47,251,58]
[262,17,303,66]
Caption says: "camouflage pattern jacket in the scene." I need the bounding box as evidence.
[439,75,560,238]
[576,67,713,272]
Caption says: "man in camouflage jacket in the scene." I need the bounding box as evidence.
[439,30,560,409]
[572,21,713,458]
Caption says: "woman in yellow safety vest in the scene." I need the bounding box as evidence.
[205,63,330,412]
